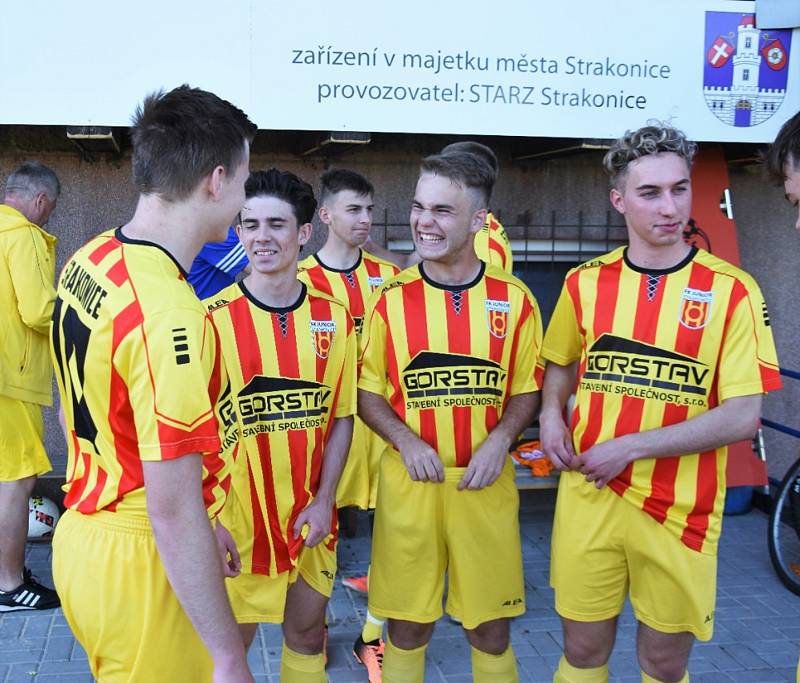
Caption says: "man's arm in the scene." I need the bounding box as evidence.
[458,391,539,490]
[143,456,252,682]
[539,361,580,471]
[292,415,354,547]
[358,388,444,482]
[7,227,55,334]
[362,238,421,271]
[579,394,762,488]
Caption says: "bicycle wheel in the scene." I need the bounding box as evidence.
[768,456,800,596]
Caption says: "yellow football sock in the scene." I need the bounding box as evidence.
[471,645,518,682]
[382,634,427,683]
[280,642,326,682]
[641,671,688,683]
[554,655,609,683]
[362,610,385,643]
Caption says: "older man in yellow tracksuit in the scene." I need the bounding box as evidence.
[0,161,61,613]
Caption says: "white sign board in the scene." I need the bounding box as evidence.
[1,0,797,142]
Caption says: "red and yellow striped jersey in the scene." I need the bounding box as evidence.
[206,282,357,575]
[50,229,234,518]
[474,212,513,274]
[542,246,782,554]
[297,249,399,340]
[297,249,399,508]
[359,262,543,468]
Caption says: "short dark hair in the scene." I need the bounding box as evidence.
[245,169,317,225]
[319,168,374,206]
[4,161,60,201]
[131,85,257,201]
[420,151,495,208]
[440,141,499,176]
[765,110,800,183]
[603,123,697,190]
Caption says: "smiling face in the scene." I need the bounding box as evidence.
[319,189,373,248]
[236,194,310,277]
[610,152,692,257]
[409,172,485,265]
[784,158,800,233]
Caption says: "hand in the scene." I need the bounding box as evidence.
[458,436,506,490]
[539,411,579,472]
[214,521,241,578]
[212,653,254,683]
[578,437,633,489]
[397,435,444,482]
[293,497,334,548]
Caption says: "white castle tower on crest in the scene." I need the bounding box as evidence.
[703,15,784,126]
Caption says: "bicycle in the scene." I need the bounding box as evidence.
[768,452,800,596]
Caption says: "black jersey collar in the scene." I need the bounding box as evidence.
[114,227,188,278]
[314,250,362,273]
[239,281,307,313]
[623,246,698,276]
[418,260,486,291]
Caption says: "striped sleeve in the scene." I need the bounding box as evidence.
[541,273,582,365]
[717,278,782,401]
[358,290,388,395]
[121,308,221,460]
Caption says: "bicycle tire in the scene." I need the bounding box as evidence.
[768,456,800,596]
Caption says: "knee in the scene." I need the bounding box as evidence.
[563,633,613,668]
[388,619,434,650]
[466,619,510,655]
[1,476,36,502]
[283,620,325,654]
[639,650,687,683]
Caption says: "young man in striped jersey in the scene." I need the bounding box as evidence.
[207,169,356,683]
[765,108,800,683]
[50,86,256,682]
[363,141,513,275]
[765,109,800,233]
[359,151,543,682]
[540,124,782,683]
[297,169,399,680]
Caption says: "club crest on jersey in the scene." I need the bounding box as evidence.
[679,288,713,330]
[485,299,511,338]
[367,275,384,290]
[310,320,336,359]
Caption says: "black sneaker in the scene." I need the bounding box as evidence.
[0,568,60,612]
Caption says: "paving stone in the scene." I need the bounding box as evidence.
[41,635,75,661]
[5,506,800,681]
[4,664,41,683]
[36,659,92,675]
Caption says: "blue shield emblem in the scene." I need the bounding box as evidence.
[703,12,793,127]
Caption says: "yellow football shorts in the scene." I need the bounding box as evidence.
[0,395,50,481]
[336,416,386,510]
[52,509,214,682]
[551,473,717,641]
[368,452,525,630]
[226,540,337,623]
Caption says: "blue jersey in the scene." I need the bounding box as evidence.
[188,227,248,299]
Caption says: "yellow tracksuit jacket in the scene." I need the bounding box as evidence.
[0,204,57,405]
